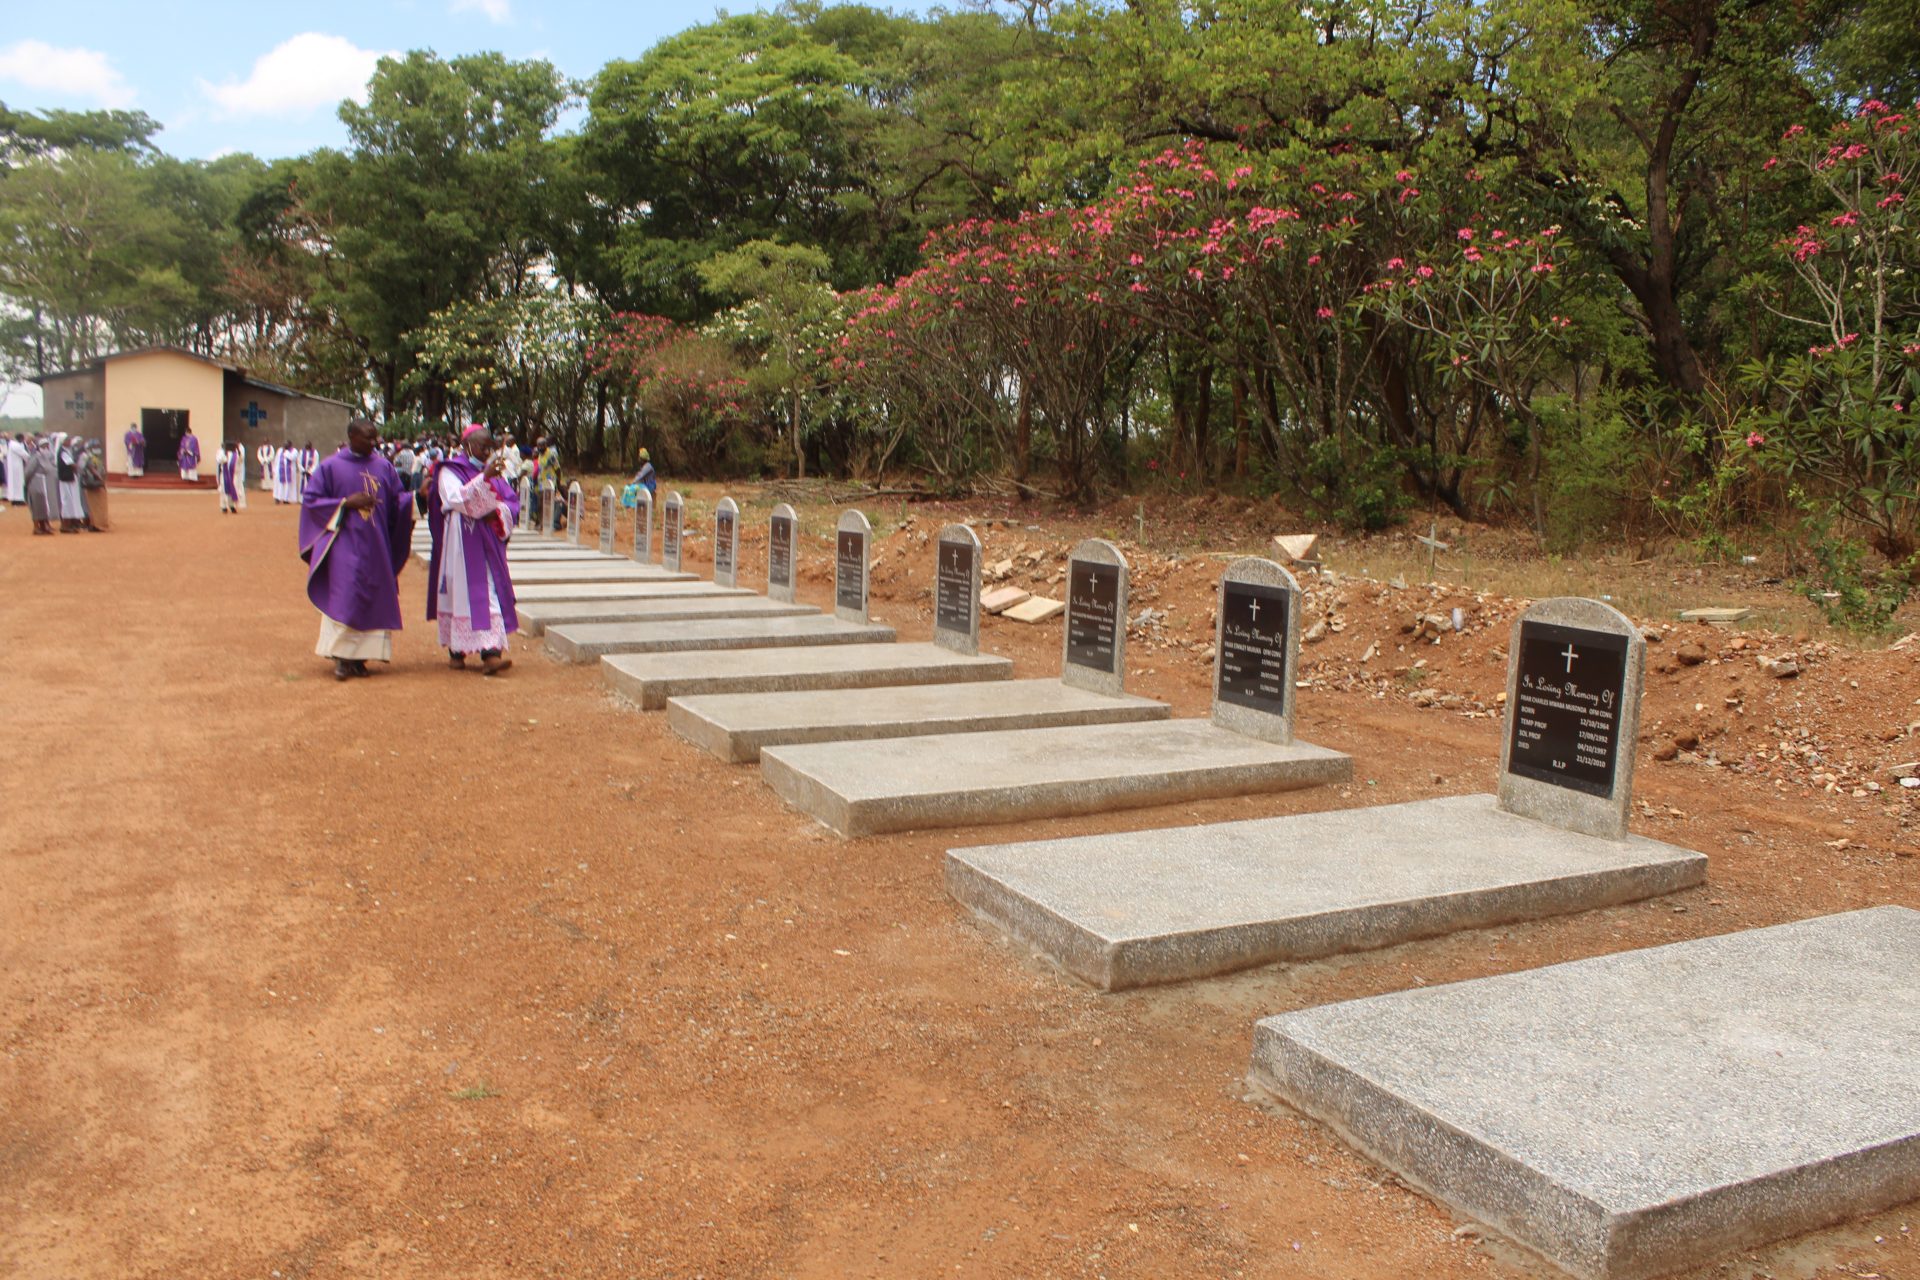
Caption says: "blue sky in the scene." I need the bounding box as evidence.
[1,1,938,415]
[0,0,803,162]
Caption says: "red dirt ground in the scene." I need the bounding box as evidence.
[2,487,1917,1280]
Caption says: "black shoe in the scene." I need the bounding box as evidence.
[333,660,354,682]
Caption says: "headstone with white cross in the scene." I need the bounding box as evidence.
[834,510,872,624]
[1061,539,1128,696]
[713,497,740,588]
[517,475,532,532]
[599,486,618,555]
[540,477,557,537]
[933,524,982,655]
[631,486,653,563]
[1497,598,1644,840]
[767,503,798,602]
[661,491,684,572]
[567,482,585,546]
[1211,557,1302,745]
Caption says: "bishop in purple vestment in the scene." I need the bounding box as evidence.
[427,423,520,676]
[299,419,413,681]
[177,431,200,482]
[124,424,145,477]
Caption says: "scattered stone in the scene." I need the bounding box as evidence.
[1304,618,1329,644]
[1271,533,1321,564]
[1652,740,1680,762]
[1675,642,1708,666]
[981,586,1031,615]
[1757,654,1801,679]
[1891,762,1920,780]
[1003,595,1065,624]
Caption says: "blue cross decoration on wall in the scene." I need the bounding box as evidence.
[65,394,93,420]
[241,401,267,428]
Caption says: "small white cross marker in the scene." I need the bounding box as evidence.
[1247,597,1261,620]
[1561,644,1579,673]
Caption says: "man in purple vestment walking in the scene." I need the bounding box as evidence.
[124,423,145,478]
[428,422,520,676]
[177,429,201,482]
[300,418,413,681]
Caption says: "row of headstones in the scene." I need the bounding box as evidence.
[514,475,1640,831]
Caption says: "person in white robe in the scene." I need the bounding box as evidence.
[2,433,23,508]
[256,444,275,492]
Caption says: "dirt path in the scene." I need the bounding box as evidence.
[1,490,1916,1280]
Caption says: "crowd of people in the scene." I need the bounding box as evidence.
[2,431,111,534]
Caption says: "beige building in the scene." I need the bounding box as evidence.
[31,346,354,482]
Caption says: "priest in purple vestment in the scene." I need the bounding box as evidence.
[300,418,413,681]
[177,430,201,482]
[124,423,145,477]
[427,422,520,676]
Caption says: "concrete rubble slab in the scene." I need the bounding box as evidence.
[1004,596,1064,624]
[518,596,815,637]
[762,718,1351,838]
[669,678,1169,763]
[1249,907,1920,1280]
[603,644,1014,710]
[944,793,1706,990]
[503,562,698,585]
[545,615,895,663]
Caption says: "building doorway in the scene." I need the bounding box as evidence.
[141,409,190,470]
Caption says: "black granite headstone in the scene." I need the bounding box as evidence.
[936,539,975,634]
[663,503,681,563]
[1506,620,1630,799]
[714,509,735,577]
[835,530,866,613]
[769,515,793,587]
[1216,580,1291,716]
[1065,560,1120,673]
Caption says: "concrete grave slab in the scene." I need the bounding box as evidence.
[767,503,798,603]
[713,496,740,588]
[670,678,1169,763]
[834,509,871,624]
[517,595,815,637]
[933,524,982,655]
[511,580,746,604]
[1004,596,1063,623]
[1249,907,1920,1280]
[944,793,1705,990]
[603,644,1014,710]
[661,490,685,572]
[761,718,1351,839]
[1678,606,1752,626]
[503,562,698,585]
[546,614,895,663]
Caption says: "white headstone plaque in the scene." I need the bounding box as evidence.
[834,509,871,624]
[1210,557,1301,745]
[631,487,653,563]
[768,503,798,603]
[713,496,740,588]
[933,524,982,655]
[661,491,684,572]
[1061,539,1127,696]
[1497,597,1645,840]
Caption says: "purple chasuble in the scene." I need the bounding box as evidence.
[299,448,412,632]
[426,453,519,633]
[126,430,145,469]
[219,453,239,499]
[178,434,200,468]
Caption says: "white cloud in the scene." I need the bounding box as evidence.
[198,33,389,119]
[451,0,513,23]
[0,40,135,108]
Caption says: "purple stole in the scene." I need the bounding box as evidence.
[425,454,520,632]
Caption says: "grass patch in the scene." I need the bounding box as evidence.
[449,1082,498,1101]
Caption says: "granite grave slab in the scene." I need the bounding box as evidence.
[1248,907,1920,1280]
[546,614,895,663]
[517,595,816,637]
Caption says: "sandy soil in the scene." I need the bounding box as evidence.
[2,487,1917,1280]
